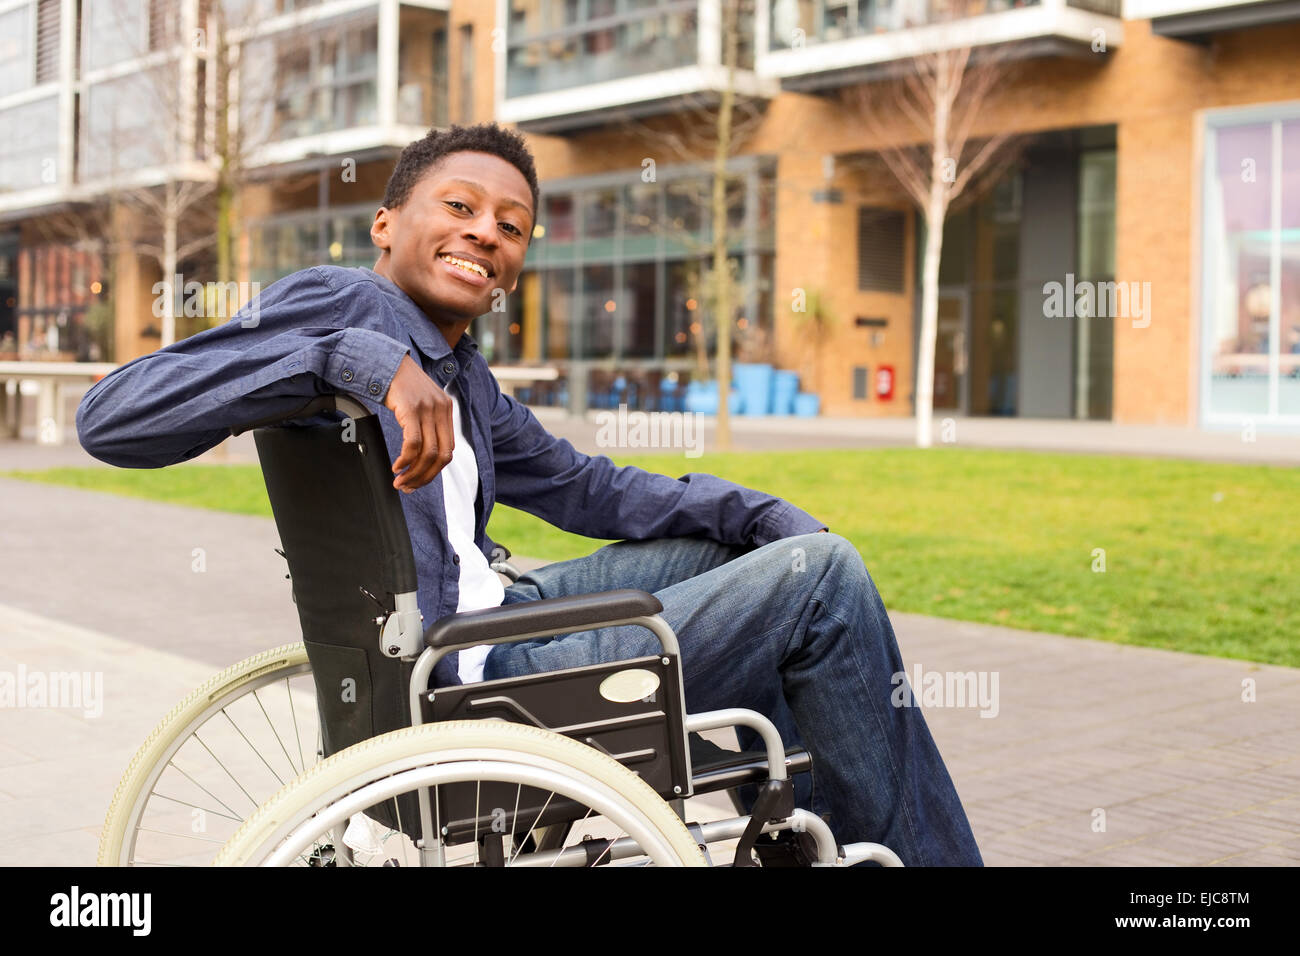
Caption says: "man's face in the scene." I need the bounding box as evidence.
[370,151,534,335]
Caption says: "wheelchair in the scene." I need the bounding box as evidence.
[99,394,903,867]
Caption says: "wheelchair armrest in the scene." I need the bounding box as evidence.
[423,588,664,651]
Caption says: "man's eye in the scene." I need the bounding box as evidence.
[447,201,468,211]
[502,223,521,236]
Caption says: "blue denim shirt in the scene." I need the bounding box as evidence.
[76,266,828,685]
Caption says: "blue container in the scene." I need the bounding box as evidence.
[792,392,820,417]
[733,363,774,416]
[771,371,799,415]
[683,381,741,415]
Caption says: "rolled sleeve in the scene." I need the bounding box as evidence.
[324,327,411,403]
[77,267,411,468]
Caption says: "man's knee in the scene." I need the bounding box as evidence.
[783,531,867,577]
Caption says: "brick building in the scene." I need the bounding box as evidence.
[1,0,1297,429]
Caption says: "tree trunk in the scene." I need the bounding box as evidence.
[916,78,952,449]
[162,180,179,347]
[915,193,945,448]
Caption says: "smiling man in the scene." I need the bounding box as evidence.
[76,122,981,866]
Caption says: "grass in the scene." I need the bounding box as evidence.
[7,448,1298,667]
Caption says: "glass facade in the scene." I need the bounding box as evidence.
[769,0,1042,49]
[1202,108,1300,424]
[80,66,180,181]
[398,6,451,128]
[477,161,776,410]
[506,0,704,99]
[0,97,60,191]
[242,11,380,145]
[923,129,1116,419]
[248,203,379,287]
[82,0,147,73]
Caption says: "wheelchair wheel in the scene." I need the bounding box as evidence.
[213,720,709,867]
[99,643,318,867]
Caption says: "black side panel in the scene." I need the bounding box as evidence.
[254,416,419,750]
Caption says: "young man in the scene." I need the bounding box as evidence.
[77,122,982,866]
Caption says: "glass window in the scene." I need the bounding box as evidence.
[505,3,697,98]
[0,97,59,191]
[1205,121,1273,418]
[544,194,575,242]
[1281,119,1300,416]
[623,261,657,358]
[583,188,619,240]
[1077,150,1116,421]
[624,181,658,237]
[81,67,178,181]
[664,258,706,360]
[543,268,574,360]
[84,0,145,73]
[0,5,31,96]
[243,13,379,144]
[666,178,705,239]
[579,264,615,359]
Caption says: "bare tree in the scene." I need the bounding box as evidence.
[606,0,772,451]
[74,0,220,347]
[839,3,1024,447]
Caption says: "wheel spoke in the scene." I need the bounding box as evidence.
[253,687,301,778]
[219,709,288,788]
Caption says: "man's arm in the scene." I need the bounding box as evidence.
[77,267,412,468]
[489,380,827,548]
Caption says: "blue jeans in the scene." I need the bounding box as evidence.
[484,532,983,866]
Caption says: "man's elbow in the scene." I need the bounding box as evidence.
[75,390,162,468]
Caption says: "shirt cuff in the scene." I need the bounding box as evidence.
[324,328,411,404]
[757,500,829,547]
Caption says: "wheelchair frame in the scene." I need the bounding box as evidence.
[104,392,904,867]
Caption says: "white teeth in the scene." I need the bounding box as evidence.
[441,254,488,278]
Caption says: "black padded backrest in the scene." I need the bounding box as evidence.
[254,413,419,766]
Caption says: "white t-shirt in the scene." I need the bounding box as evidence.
[440,379,505,683]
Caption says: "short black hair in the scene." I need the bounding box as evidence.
[381,122,540,235]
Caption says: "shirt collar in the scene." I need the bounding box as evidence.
[359,267,481,366]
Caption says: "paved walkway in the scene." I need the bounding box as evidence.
[1,476,1296,866]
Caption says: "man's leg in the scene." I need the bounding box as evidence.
[493,535,814,811]
[485,532,982,866]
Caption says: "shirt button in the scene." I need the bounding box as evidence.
[452,554,461,565]
[442,361,456,375]
[368,382,381,396]
[341,368,354,383]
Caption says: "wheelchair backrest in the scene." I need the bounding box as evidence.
[252,404,421,769]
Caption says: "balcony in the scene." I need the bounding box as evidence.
[759,0,1124,92]
[235,1,451,174]
[497,0,779,134]
[1128,0,1300,41]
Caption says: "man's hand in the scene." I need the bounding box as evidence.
[383,354,454,492]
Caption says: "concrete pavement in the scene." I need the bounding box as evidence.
[1,475,1296,866]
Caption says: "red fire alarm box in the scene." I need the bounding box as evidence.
[876,365,895,401]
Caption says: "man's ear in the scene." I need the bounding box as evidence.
[370,207,392,252]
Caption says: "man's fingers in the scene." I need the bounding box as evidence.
[392,417,424,490]
[430,394,455,480]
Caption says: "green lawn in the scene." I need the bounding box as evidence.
[8,448,1297,666]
